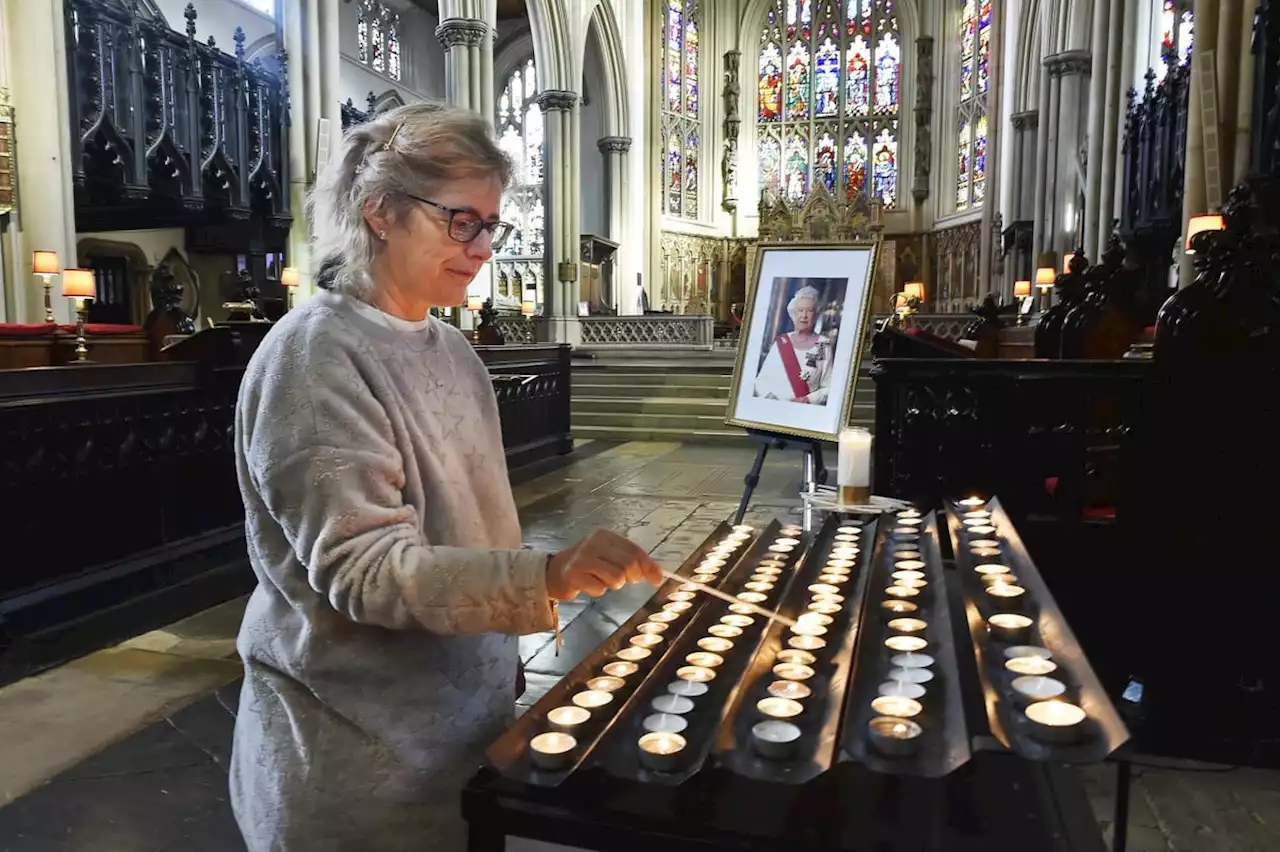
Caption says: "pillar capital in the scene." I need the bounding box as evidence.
[435,18,487,50]
[597,136,632,154]
[1043,50,1092,77]
[1011,109,1039,130]
[535,89,578,112]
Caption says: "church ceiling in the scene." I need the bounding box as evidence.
[409,0,527,18]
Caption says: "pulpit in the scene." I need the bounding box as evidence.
[580,234,619,313]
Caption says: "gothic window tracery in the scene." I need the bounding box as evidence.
[661,0,701,219]
[357,0,401,81]
[1156,0,1193,82]
[495,59,545,260]
[955,0,990,211]
[757,0,901,208]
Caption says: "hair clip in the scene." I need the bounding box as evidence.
[381,121,404,152]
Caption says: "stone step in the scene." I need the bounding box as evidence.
[572,424,751,445]
[573,381,732,400]
[572,396,877,419]
[572,370,735,387]
[572,362,738,376]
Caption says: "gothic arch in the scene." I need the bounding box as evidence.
[1013,0,1043,112]
[244,33,278,62]
[583,2,629,138]
[524,0,574,92]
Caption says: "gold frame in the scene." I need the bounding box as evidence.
[724,240,882,442]
[0,88,14,216]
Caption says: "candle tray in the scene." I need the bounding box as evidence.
[485,521,763,786]
[591,522,812,785]
[712,514,875,783]
[944,498,1129,762]
[839,511,973,777]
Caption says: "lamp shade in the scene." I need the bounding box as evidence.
[521,300,536,316]
[466,296,484,311]
[1185,214,1225,252]
[903,282,924,301]
[32,250,60,276]
[62,268,96,299]
[1013,280,1032,297]
[1035,266,1056,287]
[1062,253,1076,273]
[280,266,299,287]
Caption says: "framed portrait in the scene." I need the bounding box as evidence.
[725,242,879,442]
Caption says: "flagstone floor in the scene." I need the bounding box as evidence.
[0,441,1276,852]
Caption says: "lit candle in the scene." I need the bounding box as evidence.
[809,583,841,596]
[962,518,990,527]
[1006,656,1058,676]
[885,586,920,599]
[737,592,768,604]
[637,731,686,772]
[753,566,782,576]
[649,611,680,623]
[732,524,755,533]
[898,517,923,526]
[758,558,787,568]
[630,633,664,648]
[697,636,734,653]
[837,426,873,505]
[721,614,754,627]
[668,591,697,602]
[750,573,778,584]
[958,496,986,507]
[692,572,718,584]
[809,601,842,615]
[985,584,1026,606]
[881,600,919,617]
[678,582,700,592]
[1012,675,1066,703]
[708,624,742,638]
[963,510,991,519]
[968,539,1000,549]
[642,713,688,734]
[529,731,577,770]
[966,525,997,536]
[779,525,802,534]
[885,635,928,652]
[971,548,1002,558]
[1004,645,1052,661]
[894,578,928,590]
[586,676,626,693]
[773,651,814,669]
[751,719,802,759]
[686,651,725,669]
[700,556,727,568]
[833,534,859,543]
[650,693,695,715]
[981,572,1019,588]
[546,705,591,733]
[797,612,833,627]
[1024,700,1087,744]
[768,680,812,700]
[894,550,922,560]
[870,695,923,718]
[817,573,849,585]
[891,652,935,668]
[987,613,1033,643]
[877,680,926,699]
[887,617,928,634]
[812,592,844,604]
[892,570,925,582]
[837,525,862,534]
[745,581,774,593]
[887,666,933,684]
[788,634,826,650]
[636,622,669,635]
[768,544,795,553]
[676,665,716,683]
[898,509,922,518]
[773,662,816,681]
[826,559,855,569]
[663,601,693,613]
[572,690,614,709]
[895,560,926,571]
[668,679,709,697]
[831,547,859,558]
[729,603,756,615]
[603,661,639,678]
[790,621,827,637]
[867,716,923,756]
[974,563,1010,576]
[757,696,804,718]
[774,537,801,547]
[616,647,652,662]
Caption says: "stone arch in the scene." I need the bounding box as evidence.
[244,33,278,63]
[524,0,574,92]
[1014,0,1043,112]
[583,2,628,138]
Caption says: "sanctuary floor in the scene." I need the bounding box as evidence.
[0,441,1277,851]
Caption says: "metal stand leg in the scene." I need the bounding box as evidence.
[735,440,772,526]
[1113,759,1131,852]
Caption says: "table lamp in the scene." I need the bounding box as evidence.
[61,268,96,363]
[1185,214,1224,253]
[280,266,299,309]
[1013,280,1032,325]
[1034,252,1057,313]
[33,250,59,323]
[521,300,536,317]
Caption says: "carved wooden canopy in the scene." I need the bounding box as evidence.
[756,184,884,245]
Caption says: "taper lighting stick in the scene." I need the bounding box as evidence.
[656,568,797,628]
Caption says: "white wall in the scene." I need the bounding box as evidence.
[338,1,445,108]
[153,0,274,52]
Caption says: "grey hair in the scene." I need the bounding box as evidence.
[787,285,822,324]
[308,102,514,299]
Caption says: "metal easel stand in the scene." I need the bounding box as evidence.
[734,429,827,526]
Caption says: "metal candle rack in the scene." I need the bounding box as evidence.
[944,497,1129,762]
[840,510,973,776]
[484,521,760,786]
[593,520,808,785]
[713,514,875,783]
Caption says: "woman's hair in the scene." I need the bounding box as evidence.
[787,285,821,323]
[308,102,514,298]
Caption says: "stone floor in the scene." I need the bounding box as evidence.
[0,441,1278,851]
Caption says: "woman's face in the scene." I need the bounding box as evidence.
[377,175,503,309]
[792,297,817,333]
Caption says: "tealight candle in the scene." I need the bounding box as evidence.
[729,603,756,614]
[757,696,804,718]
[868,716,923,756]
[636,622,669,635]
[797,612,833,627]
[895,560,926,571]
[721,614,754,627]
[603,661,638,678]
[962,517,990,527]
[968,539,1000,549]
[887,617,928,634]
[616,647,652,662]
[774,537,801,547]
[737,592,768,604]
[885,635,928,652]
[895,578,928,589]
[546,705,591,732]
[768,544,795,553]
[648,611,680,623]
[668,591,697,602]
[985,584,1026,605]
[790,622,827,638]
[637,731,686,772]
[776,648,816,665]
[1024,700,1086,743]
[751,719,802,759]
[676,665,716,683]
[887,666,933,684]
[767,679,812,700]
[881,600,919,617]
[678,582,700,592]
[892,570,925,582]
[981,572,1019,587]
[529,731,577,770]
[817,574,849,585]
[966,525,997,536]
[1012,675,1066,703]
[958,496,986,506]
[727,531,752,541]
[630,633,664,648]
[809,601,842,615]
[586,676,626,693]
[662,601,693,613]
[686,652,724,669]
[891,652,935,668]
[758,559,786,570]
[642,713,688,734]
[745,581,773,592]
[701,556,728,567]
[572,690,614,709]
[826,559,855,570]
[898,517,923,526]
[870,695,923,718]
[878,680,926,699]
[892,529,919,538]
[812,592,844,604]
[667,679,709,697]
[974,563,1010,575]
[750,574,777,584]
[894,550,922,560]
[898,508,922,518]
[885,585,920,599]
[773,662,815,681]
[692,572,718,584]
[762,553,790,563]
[779,525,802,534]
[650,693,695,715]
[1005,645,1052,660]
[809,583,841,596]
[788,634,826,650]
[831,547,858,558]
[837,525,862,533]
[971,548,1002,558]
[708,624,742,638]
[1006,656,1058,676]
[697,636,734,653]
[988,613,1033,643]
[963,510,991,518]
[732,524,755,532]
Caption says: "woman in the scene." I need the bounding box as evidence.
[231,103,662,851]
[753,285,833,405]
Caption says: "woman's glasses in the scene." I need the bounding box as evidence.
[405,194,513,251]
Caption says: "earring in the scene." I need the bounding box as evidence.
[379,230,387,241]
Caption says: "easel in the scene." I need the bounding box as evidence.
[734,429,827,525]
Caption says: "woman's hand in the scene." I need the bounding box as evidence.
[546,529,665,600]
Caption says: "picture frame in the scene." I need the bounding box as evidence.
[724,241,880,442]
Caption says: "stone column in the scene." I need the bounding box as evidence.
[1097,0,1127,250]
[1032,65,1053,253]
[598,136,631,311]
[1216,0,1244,186]
[1084,0,1112,260]
[1232,0,1256,185]
[281,0,312,296]
[537,90,581,344]
[5,0,76,323]
[435,18,488,110]
[1042,51,1091,255]
[1178,5,1219,288]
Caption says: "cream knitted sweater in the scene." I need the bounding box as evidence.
[230,290,555,852]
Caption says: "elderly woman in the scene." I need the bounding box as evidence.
[753,284,833,405]
[230,103,662,852]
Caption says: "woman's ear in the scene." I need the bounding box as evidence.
[362,198,390,240]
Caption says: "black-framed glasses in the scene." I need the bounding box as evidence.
[405,193,514,251]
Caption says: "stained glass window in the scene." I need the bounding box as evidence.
[757,0,901,208]
[661,0,701,218]
[956,0,990,211]
[495,59,545,260]
[356,1,401,81]
[1156,1,1193,83]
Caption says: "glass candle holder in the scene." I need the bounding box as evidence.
[1006,656,1058,676]
[987,613,1033,643]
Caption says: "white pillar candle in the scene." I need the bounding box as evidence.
[837,427,873,504]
